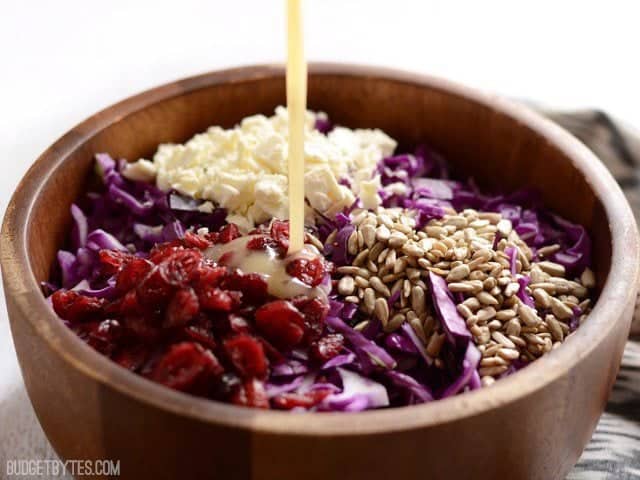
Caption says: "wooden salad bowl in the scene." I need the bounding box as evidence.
[2,64,638,480]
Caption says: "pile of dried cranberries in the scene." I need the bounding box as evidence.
[51,222,341,409]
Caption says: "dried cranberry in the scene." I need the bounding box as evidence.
[222,271,269,305]
[246,236,278,251]
[52,290,104,323]
[271,389,332,410]
[228,314,251,334]
[183,325,217,350]
[310,334,344,362]
[148,240,184,264]
[113,344,150,372]
[286,257,326,287]
[213,372,241,399]
[165,288,199,328]
[115,257,153,293]
[254,300,305,349]
[158,249,202,287]
[223,334,268,379]
[218,224,240,244]
[151,342,223,392]
[112,289,143,316]
[86,319,122,355]
[198,286,234,312]
[183,231,212,249]
[194,265,227,288]
[292,297,329,343]
[124,315,160,342]
[136,267,174,307]
[98,249,131,276]
[270,220,290,252]
[217,252,235,265]
[231,378,269,408]
[257,337,285,364]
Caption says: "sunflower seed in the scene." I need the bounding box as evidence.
[353,249,369,266]
[495,309,516,321]
[402,241,425,257]
[550,297,573,320]
[353,320,369,332]
[457,304,474,319]
[347,231,359,255]
[447,264,470,282]
[537,244,561,258]
[370,276,391,297]
[384,249,397,269]
[532,288,551,308]
[388,231,408,248]
[537,261,566,277]
[481,356,508,367]
[529,282,556,294]
[523,333,545,346]
[479,365,509,377]
[374,297,390,325]
[463,297,481,311]
[476,307,497,322]
[385,313,406,332]
[360,224,376,247]
[426,332,446,357]
[476,291,498,305]
[363,288,376,312]
[411,286,426,315]
[491,331,516,349]
[580,268,596,289]
[375,225,391,243]
[425,226,447,238]
[497,347,520,361]
[368,242,385,261]
[518,303,541,326]
[545,314,564,341]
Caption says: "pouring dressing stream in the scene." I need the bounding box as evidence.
[205,0,319,302]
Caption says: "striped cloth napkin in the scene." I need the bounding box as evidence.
[545,109,640,479]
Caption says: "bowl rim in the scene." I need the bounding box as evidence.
[2,62,638,436]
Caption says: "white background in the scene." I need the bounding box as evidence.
[1,0,639,466]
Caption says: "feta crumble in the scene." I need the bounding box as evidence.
[125,107,397,230]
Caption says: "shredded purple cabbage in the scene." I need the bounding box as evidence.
[52,154,227,291]
[48,128,594,413]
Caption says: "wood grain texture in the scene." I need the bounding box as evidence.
[1,64,638,480]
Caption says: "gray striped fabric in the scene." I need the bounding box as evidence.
[541,109,640,479]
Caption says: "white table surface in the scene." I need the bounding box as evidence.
[1,0,639,472]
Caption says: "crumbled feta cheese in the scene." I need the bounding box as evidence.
[122,159,157,183]
[129,106,397,229]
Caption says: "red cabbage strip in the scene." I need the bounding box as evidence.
[400,322,432,365]
[318,368,389,412]
[505,246,517,275]
[439,342,481,398]
[428,272,471,349]
[325,316,396,371]
[385,370,434,403]
[549,214,591,276]
[70,204,88,250]
[516,276,535,308]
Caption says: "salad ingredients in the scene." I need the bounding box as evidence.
[329,205,592,386]
[124,107,396,231]
[46,109,596,411]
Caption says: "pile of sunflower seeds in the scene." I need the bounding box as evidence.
[327,206,594,385]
